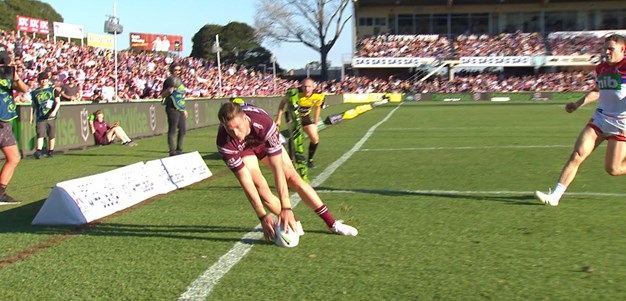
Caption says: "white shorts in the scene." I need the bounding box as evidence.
[589,109,626,141]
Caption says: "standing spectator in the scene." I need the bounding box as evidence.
[160,62,187,156]
[101,78,115,102]
[60,76,81,101]
[29,72,61,159]
[91,89,104,103]
[0,44,28,204]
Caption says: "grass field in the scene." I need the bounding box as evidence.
[1,100,626,300]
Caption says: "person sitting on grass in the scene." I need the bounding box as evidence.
[89,110,137,146]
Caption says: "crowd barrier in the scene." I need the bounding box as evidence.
[11,95,344,158]
[8,92,579,159]
[341,91,582,104]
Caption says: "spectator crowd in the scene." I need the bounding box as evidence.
[0,28,602,104]
[357,31,605,58]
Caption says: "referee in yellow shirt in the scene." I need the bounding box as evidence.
[276,78,324,168]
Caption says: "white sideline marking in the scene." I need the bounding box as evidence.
[177,105,403,301]
[316,189,626,198]
[360,145,572,152]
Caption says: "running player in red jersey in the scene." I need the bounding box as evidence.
[217,102,357,241]
[536,34,626,206]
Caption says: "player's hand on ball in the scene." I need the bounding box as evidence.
[277,208,296,234]
[259,214,276,241]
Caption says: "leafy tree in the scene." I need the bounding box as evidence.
[0,0,63,32]
[254,0,352,80]
[190,22,282,73]
[190,24,222,60]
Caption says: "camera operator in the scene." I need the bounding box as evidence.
[0,44,28,204]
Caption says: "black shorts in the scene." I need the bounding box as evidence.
[36,119,56,138]
[301,115,314,126]
[0,122,16,148]
[285,112,314,126]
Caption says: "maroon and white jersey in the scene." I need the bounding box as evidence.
[216,105,282,171]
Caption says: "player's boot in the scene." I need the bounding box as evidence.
[329,220,358,236]
[307,159,316,168]
[535,190,559,206]
[0,193,21,204]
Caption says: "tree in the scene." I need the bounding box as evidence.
[190,24,222,60]
[0,0,62,32]
[190,22,282,73]
[254,0,351,80]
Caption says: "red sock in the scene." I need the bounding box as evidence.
[314,205,336,228]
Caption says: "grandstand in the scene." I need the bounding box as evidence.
[3,0,626,102]
[351,0,626,84]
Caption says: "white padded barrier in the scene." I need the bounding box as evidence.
[32,151,211,226]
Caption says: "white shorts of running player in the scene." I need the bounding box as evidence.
[589,110,626,141]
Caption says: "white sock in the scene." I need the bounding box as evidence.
[552,183,567,199]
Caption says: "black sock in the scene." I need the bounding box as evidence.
[0,184,7,195]
[308,142,319,161]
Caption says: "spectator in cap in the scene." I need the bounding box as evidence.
[60,75,82,101]
[29,72,61,159]
[0,43,29,204]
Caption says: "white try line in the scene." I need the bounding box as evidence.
[316,188,626,198]
[360,145,574,152]
[177,104,404,301]
[380,125,578,131]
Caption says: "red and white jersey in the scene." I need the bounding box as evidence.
[216,105,282,171]
[595,58,626,118]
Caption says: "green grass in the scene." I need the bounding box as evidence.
[2,100,625,300]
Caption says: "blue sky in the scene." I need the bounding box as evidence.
[39,0,354,70]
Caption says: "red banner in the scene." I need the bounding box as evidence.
[16,15,49,35]
[129,32,183,52]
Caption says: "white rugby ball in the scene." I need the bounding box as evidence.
[274,223,300,248]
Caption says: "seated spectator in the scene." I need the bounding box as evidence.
[454,31,546,58]
[89,110,137,146]
[548,33,604,56]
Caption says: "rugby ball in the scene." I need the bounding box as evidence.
[274,223,300,248]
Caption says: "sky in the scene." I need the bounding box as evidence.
[38,0,354,70]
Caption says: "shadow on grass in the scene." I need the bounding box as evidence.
[65,152,142,157]
[80,222,264,244]
[202,152,222,161]
[0,199,73,235]
[0,200,264,244]
[315,186,539,205]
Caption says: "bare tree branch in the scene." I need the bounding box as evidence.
[254,0,352,79]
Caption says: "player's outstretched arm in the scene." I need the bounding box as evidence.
[234,168,275,240]
[267,154,296,232]
[275,97,287,128]
[566,90,599,113]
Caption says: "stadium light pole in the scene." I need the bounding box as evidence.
[212,35,223,96]
[259,64,267,77]
[113,1,118,101]
[270,54,277,92]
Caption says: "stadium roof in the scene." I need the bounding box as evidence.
[357,0,609,6]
